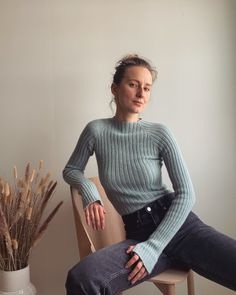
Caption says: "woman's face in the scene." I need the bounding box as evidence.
[112,66,153,118]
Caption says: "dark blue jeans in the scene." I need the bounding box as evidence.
[66,193,236,294]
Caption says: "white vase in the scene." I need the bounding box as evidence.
[0,265,36,295]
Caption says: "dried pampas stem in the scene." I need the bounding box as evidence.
[0,205,14,261]
[0,162,62,271]
[30,169,35,183]
[25,163,30,183]
[39,160,44,170]
[13,166,17,179]
[26,207,33,220]
[0,180,5,195]
[12,239,18,250]
[4,183,10,197]
[32,201,63,248]
[0,205,7,235]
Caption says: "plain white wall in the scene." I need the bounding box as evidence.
[0,0,235,294]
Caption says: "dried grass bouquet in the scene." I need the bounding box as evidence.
[0,161,63,271]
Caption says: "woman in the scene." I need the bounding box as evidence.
[63,54,236,294]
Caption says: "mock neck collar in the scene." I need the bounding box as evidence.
[110,117,143,132]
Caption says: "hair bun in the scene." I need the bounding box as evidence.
[113,53,157,85]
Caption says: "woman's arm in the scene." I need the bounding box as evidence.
[63,122,102,209]
[63,122,106,230]
[132,124,195,274]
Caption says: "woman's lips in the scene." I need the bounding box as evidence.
[133,101,143,106]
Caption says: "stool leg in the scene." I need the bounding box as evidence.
[166,284,175,295]
[187,271,195,295]
[154,283,176,295]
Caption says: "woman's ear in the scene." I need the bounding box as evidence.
[111,83,117,97]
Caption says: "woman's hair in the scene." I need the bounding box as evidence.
[112,54,157,85]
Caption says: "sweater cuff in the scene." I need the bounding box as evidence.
[133,242,161,274]
[79,181,102,208]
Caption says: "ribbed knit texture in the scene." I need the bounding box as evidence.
[63,118,195,273]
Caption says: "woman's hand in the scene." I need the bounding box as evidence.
[125,245,148,285]
[84,201,106,230]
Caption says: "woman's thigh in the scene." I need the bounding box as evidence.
[66,239,173,295]
[165,212,236,291]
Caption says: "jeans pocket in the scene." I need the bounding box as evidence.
[151,210,162,227]
[125,213,156,241]
[123,195,173,242]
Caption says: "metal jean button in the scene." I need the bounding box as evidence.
[146,206,152,212]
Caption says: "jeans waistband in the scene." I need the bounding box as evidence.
[122,192,174,225]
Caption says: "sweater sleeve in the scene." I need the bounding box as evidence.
[133,124,195,273]
[62,122,102,208]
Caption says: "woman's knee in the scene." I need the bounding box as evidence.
[66,263,85,293]
[66,256,104,294]
[65,241,134,294]
[67,259,92,284]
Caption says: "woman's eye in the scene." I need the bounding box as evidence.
[129,82,137,88]
[144,87,150,92]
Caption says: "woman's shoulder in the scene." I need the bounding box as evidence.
[141,121,178,150]
[140,120,172,135]
[84,118,112,134]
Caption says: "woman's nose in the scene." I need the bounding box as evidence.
[136,86,144,98]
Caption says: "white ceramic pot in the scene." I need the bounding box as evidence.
[0,265,36,295]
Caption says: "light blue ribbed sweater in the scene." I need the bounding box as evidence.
[63,117,195,273]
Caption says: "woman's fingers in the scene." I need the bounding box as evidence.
[85,207,90,226]
[125,252,139,269]
[90,206,96,229]
[125,247,148,284]
[98,206,106,230]
[129,264,147,284]
[94,205,100,230]
[84,202,105,230]
[126,245,135,254]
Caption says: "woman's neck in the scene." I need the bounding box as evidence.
[114,112,140,123]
